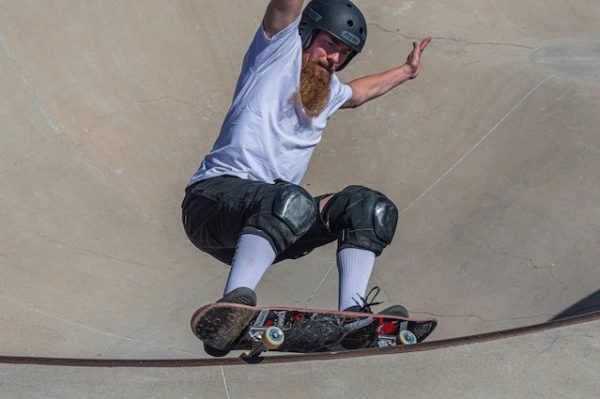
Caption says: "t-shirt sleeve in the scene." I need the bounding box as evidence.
[325,75,353,118]
[243,16,302,71]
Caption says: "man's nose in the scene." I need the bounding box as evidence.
[327,51,340,65]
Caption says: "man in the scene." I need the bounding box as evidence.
[182,0,431,344]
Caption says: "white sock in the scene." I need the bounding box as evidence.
[337,248,376,311]
[224,234,276,294]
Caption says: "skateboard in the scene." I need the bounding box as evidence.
[191,303,437,360]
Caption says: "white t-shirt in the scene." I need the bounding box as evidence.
[188,16,353,186]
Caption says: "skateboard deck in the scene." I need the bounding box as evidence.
[191,303,437,358]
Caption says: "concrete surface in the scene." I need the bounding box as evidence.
[1,317,599,399]
[1,0,599,397]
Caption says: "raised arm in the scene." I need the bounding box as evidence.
[343,37,432,108]
[263,0,305,38]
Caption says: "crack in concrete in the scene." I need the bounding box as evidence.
[484,242,567,289]
[369,23,535,50]
[485,243,539,268]
[416,310,552,323]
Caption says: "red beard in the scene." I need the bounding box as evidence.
[299,59,332,118]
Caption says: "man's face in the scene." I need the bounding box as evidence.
[302,31,354,73]
[298,31,353,118]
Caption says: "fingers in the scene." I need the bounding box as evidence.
[419,36,432,52]
[413,37,431,62]
[412,37,432,56]
[407,37,431,78]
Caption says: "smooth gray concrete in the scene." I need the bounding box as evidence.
[1,0,599,397]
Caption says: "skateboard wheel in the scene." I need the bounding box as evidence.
[398,330,417,345]
[262,326,285,349]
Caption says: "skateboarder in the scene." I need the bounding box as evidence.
[182,0,431,315]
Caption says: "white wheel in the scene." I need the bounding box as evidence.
[398,330,417,345]
[262,326,285,349]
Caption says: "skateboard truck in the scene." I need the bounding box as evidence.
[240,326,285,362]
[376,330,417,348]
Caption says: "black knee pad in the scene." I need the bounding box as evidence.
[322,185,398,256]
[244,183,318,254]
[273,184,318,236]
[372,198,398,244]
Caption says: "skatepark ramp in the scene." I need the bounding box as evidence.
[1,312,599,397]
[1,1,599,398]
[1,311,598,367]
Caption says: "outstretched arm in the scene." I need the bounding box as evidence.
[343,37,432,108]
[263,0,305,38]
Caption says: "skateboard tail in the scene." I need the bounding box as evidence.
[192,305,256,350]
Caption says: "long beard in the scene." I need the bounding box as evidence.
[299,59,332,118]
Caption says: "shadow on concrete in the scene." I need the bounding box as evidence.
[551,289,600,321]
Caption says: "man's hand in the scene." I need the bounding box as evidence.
[343,36,432,108]
[405,36,432,79]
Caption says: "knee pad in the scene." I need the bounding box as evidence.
[323,186,398,255]
[372,198,398,244]
[273,184,318,236]
[244,183,318,254]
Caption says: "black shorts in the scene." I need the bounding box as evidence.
[181,175,336,265]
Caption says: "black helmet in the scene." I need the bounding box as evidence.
[299,0,367,71]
